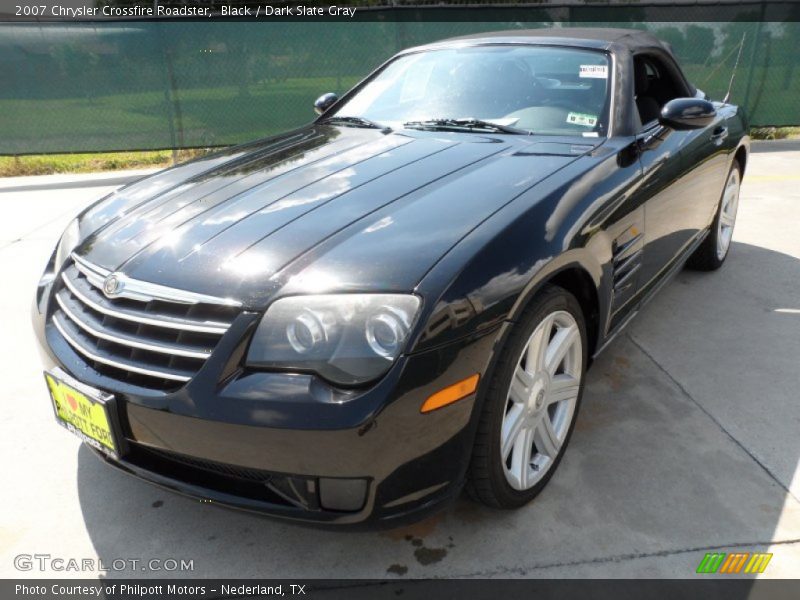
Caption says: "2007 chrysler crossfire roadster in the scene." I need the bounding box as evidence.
[33,28,748,527]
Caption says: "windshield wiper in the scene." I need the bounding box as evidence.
[403,118,530,135]
[320,115,391,132]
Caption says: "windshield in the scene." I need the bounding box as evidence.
[331,45,611,136]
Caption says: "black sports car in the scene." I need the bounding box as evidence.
[33,28,748,527]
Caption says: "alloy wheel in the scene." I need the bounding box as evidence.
[500,310,582,491]
[716,168,741,260]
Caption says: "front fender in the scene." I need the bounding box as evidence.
[504,250,603,324]
[410,212,605,356]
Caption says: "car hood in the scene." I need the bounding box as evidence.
[76,125,599,308]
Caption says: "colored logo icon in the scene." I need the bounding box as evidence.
[696,552,772,574]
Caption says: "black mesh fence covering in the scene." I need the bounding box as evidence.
[1,13,798,154]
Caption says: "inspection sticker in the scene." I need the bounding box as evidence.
[567,112,598,127]
[579,64,608,79]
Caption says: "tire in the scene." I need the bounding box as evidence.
[686,162,742,271]
[466,284,588,509]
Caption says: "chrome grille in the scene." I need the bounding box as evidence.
[51,255,241,390]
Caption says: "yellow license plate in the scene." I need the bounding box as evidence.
[44,370,118,458]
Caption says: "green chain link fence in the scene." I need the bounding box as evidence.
[1,17,797,154]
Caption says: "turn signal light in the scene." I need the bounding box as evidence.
[421,374,480,413]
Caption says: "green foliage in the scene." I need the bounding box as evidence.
[750,126,800,140]
[0,149,210,177]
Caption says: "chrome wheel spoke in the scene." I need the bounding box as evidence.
[545,324,578,375]
[509,425,534,489]
[509,365,534,404]
[501,404,526,460]
[533,413,560,459]
[548,374,580,405]
[526,313,553,372]
[720,211,736,227]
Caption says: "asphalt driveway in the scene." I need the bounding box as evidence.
[1,145,798,579]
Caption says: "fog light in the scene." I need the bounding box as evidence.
[318,477,368,512]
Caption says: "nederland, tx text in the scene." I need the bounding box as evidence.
[221,6,358,17]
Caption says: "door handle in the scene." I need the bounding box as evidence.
[711,126,729,144]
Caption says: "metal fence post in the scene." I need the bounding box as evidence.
[155,21,185,162]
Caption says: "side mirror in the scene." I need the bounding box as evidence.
[314,92,339,116]
[659,97,716,129]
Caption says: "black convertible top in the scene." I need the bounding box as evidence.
[436,27,671,53]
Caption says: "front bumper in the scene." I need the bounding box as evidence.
[33,292,500,528]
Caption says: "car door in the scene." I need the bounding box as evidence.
[635,55,729,293]
[634,121,693,294]
[675,106,732,234]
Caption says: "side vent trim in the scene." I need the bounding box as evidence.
[612,232,644,294]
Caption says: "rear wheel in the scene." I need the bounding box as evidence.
[466,285,587,508]
[686,163,742,271]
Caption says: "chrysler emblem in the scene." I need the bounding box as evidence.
[103,274,123,297]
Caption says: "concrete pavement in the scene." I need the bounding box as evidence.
[1,146,798,579]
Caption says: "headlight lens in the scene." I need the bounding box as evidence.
[246,294,421,386]
[54,218,81,271]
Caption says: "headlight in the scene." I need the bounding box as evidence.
[246,294,421,386]
[54,218,81,272]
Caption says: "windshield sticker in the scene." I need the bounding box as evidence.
[567,112,598,127]
[579,65,608,79]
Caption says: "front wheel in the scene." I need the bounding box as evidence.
[686,162,742,271]
[466,285,587,508]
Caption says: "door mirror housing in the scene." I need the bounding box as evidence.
[314,93,339,116]
[659,97,717,129]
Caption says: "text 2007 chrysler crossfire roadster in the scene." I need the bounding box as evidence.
[33,28,748,527]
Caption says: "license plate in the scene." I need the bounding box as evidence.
[44,369,119,459]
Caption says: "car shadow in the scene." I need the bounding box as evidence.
[76,240,800,580]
